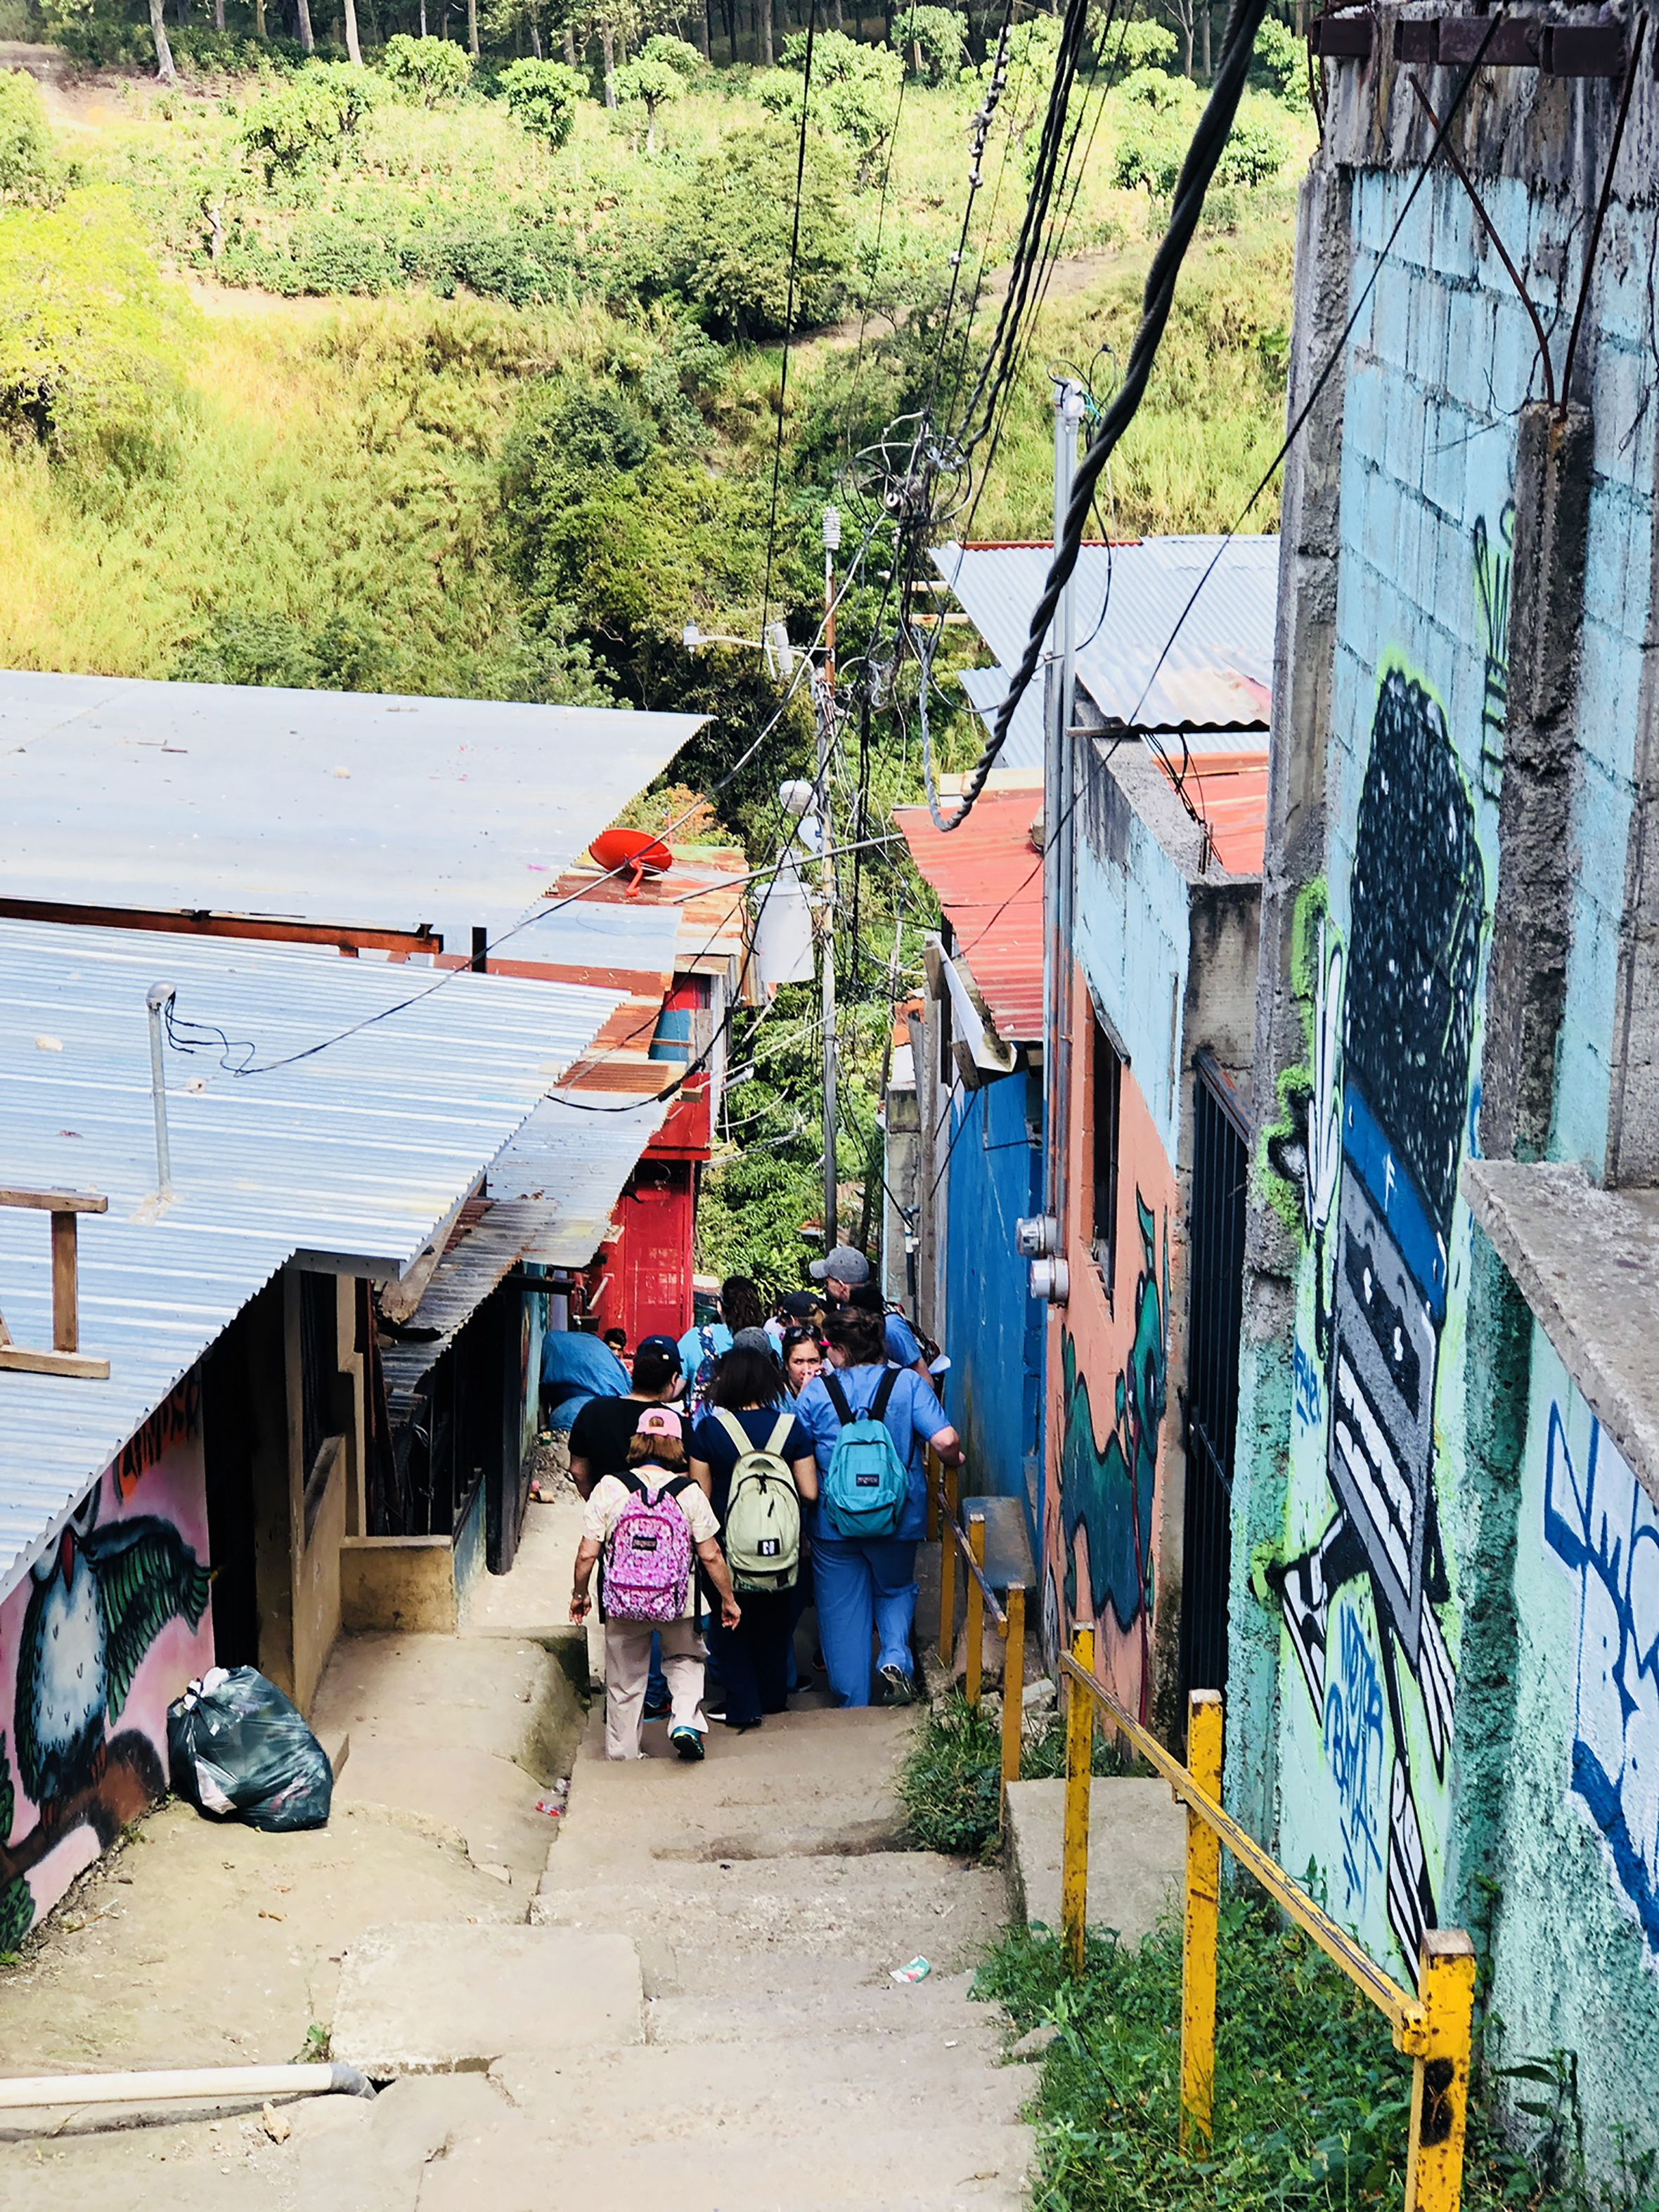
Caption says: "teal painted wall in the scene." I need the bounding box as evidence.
[1485,1330,1659,2159]
[1232,153,1659,2032]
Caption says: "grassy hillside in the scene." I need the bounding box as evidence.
[0,22,1308,1271]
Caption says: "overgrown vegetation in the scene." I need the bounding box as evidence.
[977,1913,1659,2212]
[898,1690,1136,1859]
[0,8,1310,1277]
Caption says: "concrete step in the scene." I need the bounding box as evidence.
[1005,1775,1182,1943]
[643,1962,1003,2045]
[491,2037,1036,2133]
[415,2112,1032,2212]
[331,1923,643,2076]
[531,1848,1006,1985]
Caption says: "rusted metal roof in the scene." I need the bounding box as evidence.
[893,784,1046,1044]
[933,536,1277,769]
[1157,748,1270,876]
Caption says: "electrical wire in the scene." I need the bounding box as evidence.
[946,1,1511,833]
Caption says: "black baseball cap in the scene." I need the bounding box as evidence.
[635,1333,680,1359]
[779,1291,822,1318]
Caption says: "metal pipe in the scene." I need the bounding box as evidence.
[1050,382,1085,1246]
[0,2061,375,2114]
[144,983,176,1199]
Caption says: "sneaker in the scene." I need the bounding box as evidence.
[879,1663,916,1707]
[671,1726,705,1761]
[643,1691,672,1720]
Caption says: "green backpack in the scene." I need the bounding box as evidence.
[715,1410,802,1593]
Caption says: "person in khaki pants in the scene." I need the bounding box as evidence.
[569,1408,740,1761]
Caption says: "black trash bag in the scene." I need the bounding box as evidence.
[167,1666,333,1832]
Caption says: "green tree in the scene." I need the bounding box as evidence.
[0,186,196,474]
[0,72,61,206]
[612,53,681,150]
[673,124,854,339]
[1215,93,1291,186]
[380,32,474,104]
[891,6,967,82]
[499,56,586,146]
[638,31,704,75]
[758,30,901,179]
[1251,14,1308,103]
[238,61,384,179]
[1109,13,1179,69]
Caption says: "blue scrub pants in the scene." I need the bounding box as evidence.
[812,1532,919,1707]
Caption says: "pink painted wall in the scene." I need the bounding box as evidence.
[0,1378,214,1946]
[1042,962,1179,1724]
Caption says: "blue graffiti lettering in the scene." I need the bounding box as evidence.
[1293,1338,1323,1430]
[1324,1601,1386,1915]
[1543,1402,1659,1963]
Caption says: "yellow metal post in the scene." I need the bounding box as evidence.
[938,1462,960,1669]
[1180,1689,1224,2153]
[965,1512,986,1708]
[1000,1582,1025,1819]
[1404,1929,1477,2212]
[1061,1624,1095,1975]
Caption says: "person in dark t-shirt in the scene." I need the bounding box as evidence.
[567,1335,684,1498]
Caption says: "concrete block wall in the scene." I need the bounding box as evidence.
[1229,63,1659,2104]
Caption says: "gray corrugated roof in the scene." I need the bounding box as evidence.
[0,921,624,1601]
[932,536,1278,744]
[379,1091,669,1399]
[957,666,1047,773]
[0,669,704,945]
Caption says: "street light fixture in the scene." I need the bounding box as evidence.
[681,619,796,680]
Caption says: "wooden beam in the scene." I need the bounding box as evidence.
[50,1210,78,1352]
[0,1188,108,1215]
[0,895,441,959]
[0,1347,110,1380]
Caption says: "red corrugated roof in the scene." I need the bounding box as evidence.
[893,786,1046,1044]
[1157,749,1269,875]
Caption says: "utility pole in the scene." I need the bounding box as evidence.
[820,503,841,1254]
[1042,381,1085,1253]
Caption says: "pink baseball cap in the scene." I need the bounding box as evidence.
[634,1405,683,1442]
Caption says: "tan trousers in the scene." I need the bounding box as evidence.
[602,1617,706,1759]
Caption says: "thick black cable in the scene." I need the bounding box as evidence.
[938,0,1290,829]
[761,0,820,630]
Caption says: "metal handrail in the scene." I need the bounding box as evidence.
[943,1506,1008,1629]
[1056,1651,1423,2041]
[930,1459,1025,1820]
[1057,1627,1476,2212]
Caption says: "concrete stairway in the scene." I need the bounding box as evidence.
[509,1702,1034,2211]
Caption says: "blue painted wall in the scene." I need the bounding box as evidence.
[941,1073,1045,1544]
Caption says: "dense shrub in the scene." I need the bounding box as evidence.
[0,70,60,205]
[1252,13,1308,101]
[498,55,584,147]
[763,26,900,166]
[891,6,967,82]
[673,122,853,337]
[0,186,195,471]
[380,32,472,105]
[1215,96,1291,187]
[1106,13,1179,70]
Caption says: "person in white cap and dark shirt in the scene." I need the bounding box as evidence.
[808,1246,931,1379]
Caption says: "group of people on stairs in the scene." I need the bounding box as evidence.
[561,1256,961,1761]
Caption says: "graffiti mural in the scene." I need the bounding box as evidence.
[1048,1189,1171,1723]
[1270,665,1487,1972]
[1544,1398,1659,1967]
[1474,501,1516,800]
[0,1381,213,1948]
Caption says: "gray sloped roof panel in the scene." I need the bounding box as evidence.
[0,668,705,945]
[931,536,1277,734]
[0,920,624,1601]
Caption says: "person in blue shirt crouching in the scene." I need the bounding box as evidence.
[794,1302,961,1708]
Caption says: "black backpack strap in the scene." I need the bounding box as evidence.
[618,1470,645,1498]
[872,1367,900,1422]
[662,1475,698,1503]
[824,1372,853,1427]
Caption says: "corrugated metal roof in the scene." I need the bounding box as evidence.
[0,921,623,1600]
[380,1090,670,1398]
[1155,748,1270,876]
[0,669,704,945]
[957,665,1047,774]
[487,1092,670,1261]
[893,787,1046,1044]
[932,536,1277,746]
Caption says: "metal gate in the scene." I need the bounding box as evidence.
[1180,1052,1248,1710]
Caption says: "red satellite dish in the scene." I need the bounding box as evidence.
[590,827,673,898]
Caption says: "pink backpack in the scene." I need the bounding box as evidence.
[602,1473,697,1624]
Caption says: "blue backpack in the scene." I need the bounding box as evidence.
[822,1369,908,1538]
